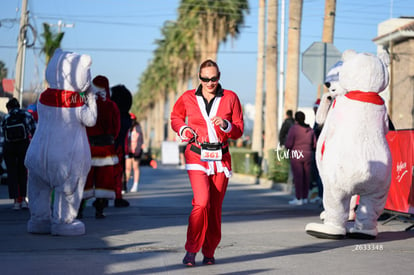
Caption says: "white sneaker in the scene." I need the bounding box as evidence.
[130,183,138,192]
[13,203,21,210]
[21,200,29,209]
[288,198,303,205]
[303,199,308,204]
[309,196,322,203]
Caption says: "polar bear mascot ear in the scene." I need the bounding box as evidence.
[339,50,389,94]
[46,48,92,92]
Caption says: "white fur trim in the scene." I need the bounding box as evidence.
[196,96,221,143]
[221,119,232,133]
[94,189,115,199]
[91,156,119,166]
[179,126,191,140]
[186,163,232,178]
[186,164,213,175]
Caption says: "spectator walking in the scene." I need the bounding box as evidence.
[285,111,316,206]
[125,113,144,192]
[0,98,36,210]
[279,110,295,147]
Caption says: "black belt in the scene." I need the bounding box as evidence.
[190,144,229,155]
[89,135,115,146]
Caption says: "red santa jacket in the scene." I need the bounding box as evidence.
[170,85,244,177]
[86,96,121,166]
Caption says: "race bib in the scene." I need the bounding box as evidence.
[200,143,223,161]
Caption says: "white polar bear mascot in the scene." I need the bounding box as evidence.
[25,49,97,236]
[306,50,392,239]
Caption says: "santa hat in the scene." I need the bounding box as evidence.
[93,75,110,98]
[314,98,321,108]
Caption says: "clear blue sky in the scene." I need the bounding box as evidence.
[0,0,413,109]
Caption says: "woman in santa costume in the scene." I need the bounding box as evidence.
[78,75,120,219]
[170,59,244,266]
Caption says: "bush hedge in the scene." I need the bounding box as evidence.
[230,147,289,183]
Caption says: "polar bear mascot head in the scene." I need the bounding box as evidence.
[46,48,92,92]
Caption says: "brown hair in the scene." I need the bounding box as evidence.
[199,59,220,74]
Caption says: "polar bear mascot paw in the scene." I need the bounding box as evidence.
[306,49,392,240]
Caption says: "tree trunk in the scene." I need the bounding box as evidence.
[167,89,177,141]
[157,94,166,147]
[251,0,266,156]
[322,0,336,43]
[284,0,303,113]
[263,0,278,164]
[318,0,337,99]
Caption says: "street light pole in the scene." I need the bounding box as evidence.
[14,0,28,106]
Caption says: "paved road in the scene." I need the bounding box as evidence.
[0,165,413,275]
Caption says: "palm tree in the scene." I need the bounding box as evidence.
[322,0,336,43]
[251,0,266,156]
[284,0,303,113]
[40,23,65,88]
[0,60,7,95]
[263,0,279,167]
[178,0,249,62]
[134,0,249,150]
[0,61,7,81]
[40,23,65,65]
[156,20,198,141]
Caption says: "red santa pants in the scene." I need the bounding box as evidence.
[114,150,126,199]
[84,166,116,199]
[185,168,228,257]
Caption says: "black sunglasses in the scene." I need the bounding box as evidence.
[199,75,219,83]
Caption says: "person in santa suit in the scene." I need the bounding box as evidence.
[171,59,244,267]
[78,75,121,219]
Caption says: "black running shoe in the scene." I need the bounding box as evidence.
[202,256,215,265]
[182,252,196,267]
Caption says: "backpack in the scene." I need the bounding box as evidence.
[4,111,28,142]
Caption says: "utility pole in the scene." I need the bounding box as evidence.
[14,0,28,106]
[278,0,286,130]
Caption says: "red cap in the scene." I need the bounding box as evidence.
[130,112,136,120]
[93,75,110,96]
[314,98,321,108]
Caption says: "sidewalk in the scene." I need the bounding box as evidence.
[0,165,413,275]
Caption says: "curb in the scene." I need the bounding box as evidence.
[231,173,292,193]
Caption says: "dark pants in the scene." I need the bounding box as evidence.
[3,141,29,200]
[290,157,312,200]
[311,155,323,198]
